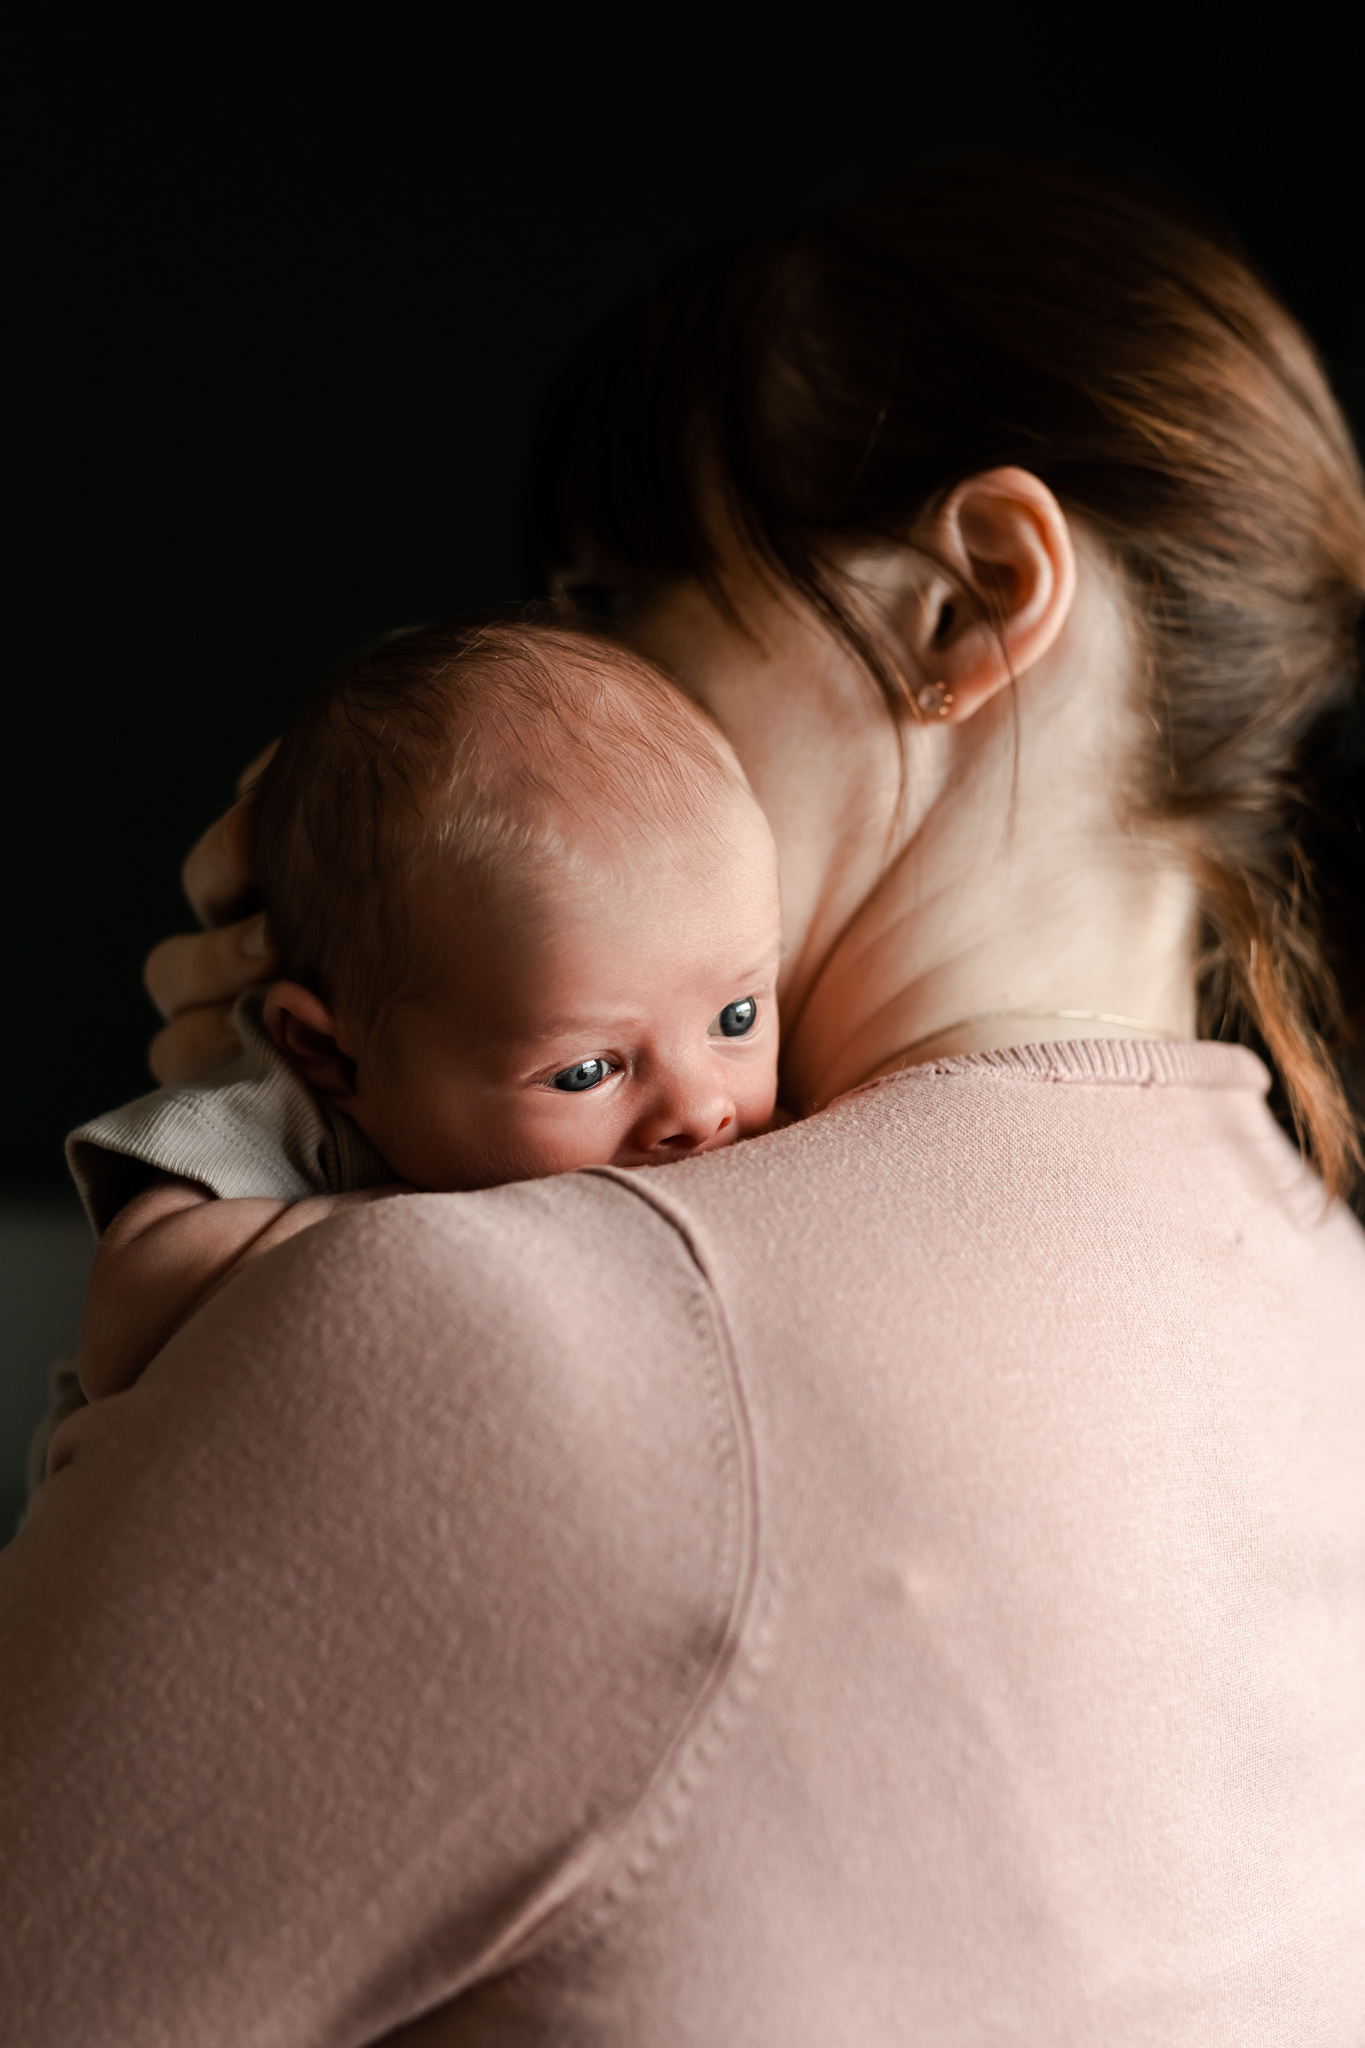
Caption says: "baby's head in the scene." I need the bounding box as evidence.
[252,618,781,1191]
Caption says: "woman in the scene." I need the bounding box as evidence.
[3,162,1363,2043]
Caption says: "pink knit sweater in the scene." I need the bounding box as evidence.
[3,1039,1363,2044]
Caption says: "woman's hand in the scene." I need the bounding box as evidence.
[143,745,282,1085]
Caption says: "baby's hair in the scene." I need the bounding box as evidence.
[251,616,749,1032]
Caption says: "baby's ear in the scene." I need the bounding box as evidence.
[263,982,357,1102]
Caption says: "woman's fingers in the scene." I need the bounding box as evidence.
[147,1005,248,1088]
[235,737,279,799]
[144,919,270,1080]
[144,916,278,1023]
[141,741,283,1085]
[181,799,257,929]
[179,741,278,927]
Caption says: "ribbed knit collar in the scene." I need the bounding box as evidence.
[840,1036,1269,1103]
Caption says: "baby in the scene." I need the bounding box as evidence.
[68,619,782,1404]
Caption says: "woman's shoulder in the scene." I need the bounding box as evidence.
[219,1175,750,1597]
[190,1174,759,1719]
[2,1172,755,2036]
[602,1035,1365,1340]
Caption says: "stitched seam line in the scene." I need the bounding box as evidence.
[839,1039,1268,1103]
[242,1178,759,2038]
[498,1164,766,1973]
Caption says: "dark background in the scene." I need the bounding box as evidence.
[9,0,1361,1191]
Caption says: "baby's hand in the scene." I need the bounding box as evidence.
[77,1175,409,1400]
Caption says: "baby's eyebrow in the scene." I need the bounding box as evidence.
[512,1012,639,1044]
[730,953,782,985]
[508,956,782,1046]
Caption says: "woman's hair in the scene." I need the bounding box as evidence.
[524,159,1365,1201]
[251,617,743,1029]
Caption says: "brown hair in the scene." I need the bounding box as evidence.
[525,159,1365,1201]
[252,616,745,1030]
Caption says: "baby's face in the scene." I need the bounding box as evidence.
[340,800,782,1192]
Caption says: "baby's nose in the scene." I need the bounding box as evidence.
[634,1079,735,1157]
[653,1121,731,1155]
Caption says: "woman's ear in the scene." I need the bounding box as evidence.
[899,467,1078,722]
[262,982,358,1103]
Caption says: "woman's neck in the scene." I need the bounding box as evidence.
[785,853,1198,1112]
[780,627,1200,1114]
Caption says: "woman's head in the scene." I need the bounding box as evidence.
[526,158,1365,1197]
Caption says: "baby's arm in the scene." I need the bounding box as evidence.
[77,1175,405,1401]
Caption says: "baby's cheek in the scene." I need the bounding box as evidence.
[351,1091,482,1193]
[439,1094,630,1189]
[735,1056,781,1136]
[508,1093,630,1179]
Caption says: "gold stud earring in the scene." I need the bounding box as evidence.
[915,680,954,718]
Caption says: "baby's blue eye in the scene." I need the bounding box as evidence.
[552,1058,611,1093]
[716,997,757,1039]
